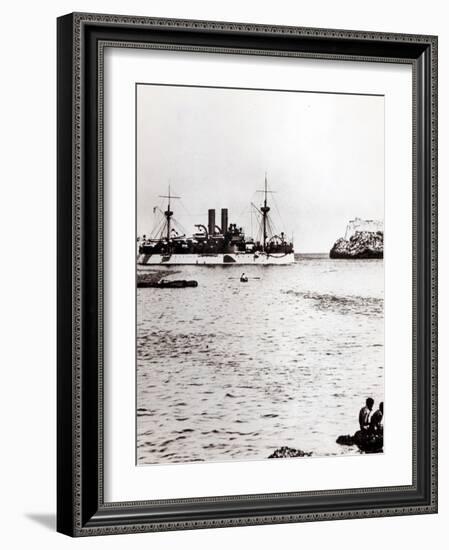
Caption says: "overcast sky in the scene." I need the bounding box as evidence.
[137,84,384,253]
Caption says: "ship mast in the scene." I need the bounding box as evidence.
[260,173,271,252]
[159,185,180,242]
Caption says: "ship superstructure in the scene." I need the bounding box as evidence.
[137,177,294,265]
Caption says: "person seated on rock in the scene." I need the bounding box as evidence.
[359,397,374,431]
[370,402,384,434]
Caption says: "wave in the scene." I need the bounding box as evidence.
[283,290,383,316]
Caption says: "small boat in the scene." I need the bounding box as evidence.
[137,279,198,288]
[240,273,249,283]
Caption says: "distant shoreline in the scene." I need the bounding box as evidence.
[295,253,384,259]
[295,253,328,259]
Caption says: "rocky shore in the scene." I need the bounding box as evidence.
[336,431,383,453]
[268,446,313,458]
[330,231,383,259]
[137,269,179,285]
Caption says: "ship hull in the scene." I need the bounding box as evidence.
[137,252,295,266]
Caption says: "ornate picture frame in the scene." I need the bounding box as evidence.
[57,12,437,536]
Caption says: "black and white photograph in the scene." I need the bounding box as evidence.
[136,83,385,465]
[50,6,439,541]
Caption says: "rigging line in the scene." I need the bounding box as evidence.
[271,192,285,228]
[150,201,166,236]
[154,210,165,229]
[154,224,164,241]
[268,216,278,238]
[150,217,164,239]
[235,205,251,228]
[171,217,188,237]
[257,216,264,241]
[250,208,254,238]
[154,216,167,239]
[151,205,164,220]
[252,202,264,241]
[145,208,158,237]
[251,202,262,215]
[249,191,257,235]
[266,217,274,239]
[159,223,168,240]
[178,199,196,220]
[269,216,278,237]
[250,190,258,211]
[251,202,262,238]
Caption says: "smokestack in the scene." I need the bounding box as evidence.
[208,209,215,236]
[221,208,228,234]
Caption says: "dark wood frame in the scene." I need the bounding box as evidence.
[57,12,438,537]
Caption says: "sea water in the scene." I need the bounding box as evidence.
[136,255,384,464]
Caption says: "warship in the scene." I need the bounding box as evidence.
[137,177,294,266]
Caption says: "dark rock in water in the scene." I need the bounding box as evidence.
[137,270,178,285]
[138,279,198,288]
[330,231,383,259]
[268,446,313,459]
[137,270,197,288]
[336,430,383,453]
[352,430,383,453]
[336,434,354,446]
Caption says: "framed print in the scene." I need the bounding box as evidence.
[57,13,438,536]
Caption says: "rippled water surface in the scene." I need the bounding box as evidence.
[137,256,384,464]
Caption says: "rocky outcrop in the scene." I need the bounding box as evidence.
[336,430,383,454]
[330,231,383,259]
[268,446,313,458]
[137,270,179,285]
[336,434,355,446]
